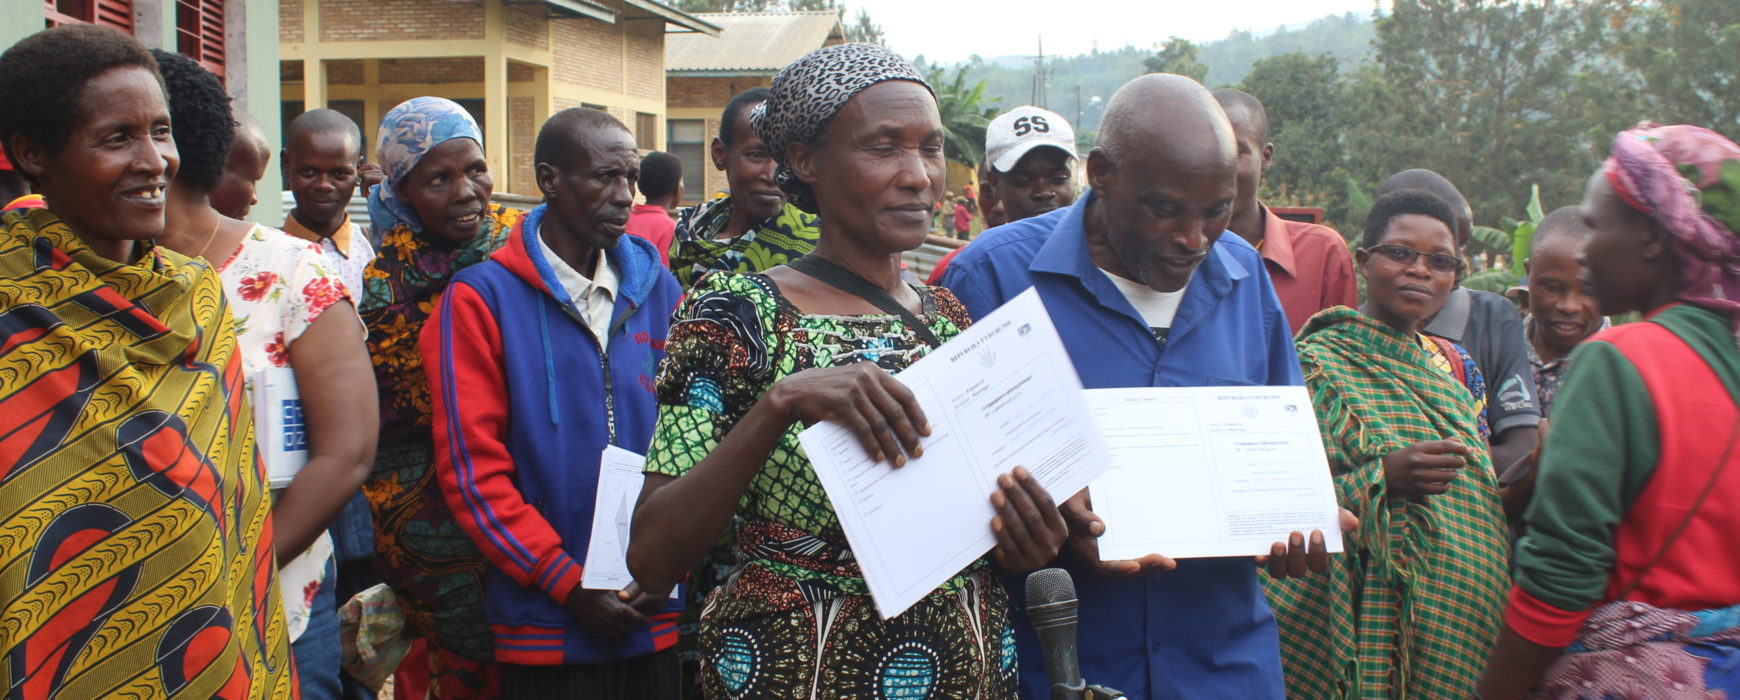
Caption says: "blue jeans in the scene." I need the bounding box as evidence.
[293,558,341,700]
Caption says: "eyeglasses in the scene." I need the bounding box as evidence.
[1363,244,1465,274]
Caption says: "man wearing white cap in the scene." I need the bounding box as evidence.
[982,105,1079,223]
[928,106,1078,283]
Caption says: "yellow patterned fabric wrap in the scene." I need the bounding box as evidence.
[0,208,292,698]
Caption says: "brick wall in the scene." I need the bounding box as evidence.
[281,0,304,43]
[510,96,535,196]
[328,60,363,85]
[555,97,580,112]
[667,76,770,110]
[508,62,534,83]
[319,0,485,43]
[281,60,305,83]
[551,17,621,91]
[503,4,548,50]
[379,57,483,84]
[623,18,664,102]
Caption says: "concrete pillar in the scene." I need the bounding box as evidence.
[304,60,326,110]
[233,0,283,225]
[0,2,41,51]
[483,0,509,191]
[363,59,382,139]
[131,0,176,50]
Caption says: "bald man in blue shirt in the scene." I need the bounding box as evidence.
[942,74,1333,699]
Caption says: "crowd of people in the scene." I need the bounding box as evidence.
[0,21,1737,700]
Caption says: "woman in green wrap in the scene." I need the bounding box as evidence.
[1265,189,1511,698]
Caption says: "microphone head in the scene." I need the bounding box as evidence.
[1025,567,1077,607]
[1016,567,1071,644]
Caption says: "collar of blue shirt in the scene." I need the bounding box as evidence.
[1026,189,1252,347]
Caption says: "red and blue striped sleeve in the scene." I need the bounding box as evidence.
[423,282,584,605]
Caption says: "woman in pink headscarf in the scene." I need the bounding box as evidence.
[1478,123,1740,698]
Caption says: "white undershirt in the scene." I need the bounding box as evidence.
[537,225,619,343]
[1101,269,1187,343]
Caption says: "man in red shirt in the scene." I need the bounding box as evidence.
[627,151,682,266]
[1214,89,1357,334]
[952,197,971,238]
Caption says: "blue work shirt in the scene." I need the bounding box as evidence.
[940,191,1302,699]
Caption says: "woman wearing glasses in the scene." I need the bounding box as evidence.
[1264,189,1510,699]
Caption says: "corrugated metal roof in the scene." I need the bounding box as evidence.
[665,11,843,74]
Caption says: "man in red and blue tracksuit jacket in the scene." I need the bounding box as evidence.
[423,201,684,693]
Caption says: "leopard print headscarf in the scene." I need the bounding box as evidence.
[751,42,932,213]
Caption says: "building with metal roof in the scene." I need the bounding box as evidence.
[664,11,843,203]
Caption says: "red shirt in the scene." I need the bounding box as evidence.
[625,204,676,267]
[1257,204,1358,334]
[953,203,970,234]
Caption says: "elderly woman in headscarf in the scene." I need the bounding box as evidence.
[626,43,1069,698]
[358,96,526,699]
[1478,124,1740,699]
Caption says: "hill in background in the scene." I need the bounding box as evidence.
[919,12,1376,136]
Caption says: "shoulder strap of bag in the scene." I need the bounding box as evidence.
[787,255,942,349]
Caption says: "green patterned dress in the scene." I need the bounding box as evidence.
[645,273,1018,699]
[667,195,821,289]
[1263,307,1510,699]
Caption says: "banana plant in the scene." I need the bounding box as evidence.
[1460,184,1544,294]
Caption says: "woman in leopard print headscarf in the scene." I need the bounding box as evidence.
[631,42,1066,699]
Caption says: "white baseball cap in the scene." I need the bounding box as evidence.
[985,106,1077,173]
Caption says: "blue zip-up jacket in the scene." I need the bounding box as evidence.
[422,204,684,665]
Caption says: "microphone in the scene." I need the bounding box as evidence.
[1026,567,1084,700]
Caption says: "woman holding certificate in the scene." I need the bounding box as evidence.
[626,43,1068,699]
[1264,189,1510,698]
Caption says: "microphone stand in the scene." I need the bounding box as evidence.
[1052,681,1127,699]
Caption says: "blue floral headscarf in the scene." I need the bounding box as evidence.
[367,96,484,234]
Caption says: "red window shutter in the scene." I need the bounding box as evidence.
[44,0,134,34]
[175,0,224,82]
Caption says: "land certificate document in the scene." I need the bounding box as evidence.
[799,288,1109,618]
[1086,386,1344,561]
[580,446,677,599]
[581,446,647,591]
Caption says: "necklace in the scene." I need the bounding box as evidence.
[194,217,222,263]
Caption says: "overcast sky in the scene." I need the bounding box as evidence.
[846,0,1388,65]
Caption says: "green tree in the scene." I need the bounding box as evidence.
[1342,0,1615,228]
[842,8,884,44]
[926,65,997,167]
[1143,37,1211,83]
[1236,52,1351,225]
[1610,0,1740,137]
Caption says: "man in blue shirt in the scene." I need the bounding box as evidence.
[942,73,1321,699]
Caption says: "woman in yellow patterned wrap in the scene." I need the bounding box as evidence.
[0,24,292,698]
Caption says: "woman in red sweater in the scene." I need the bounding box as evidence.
[1478,124,1740,698]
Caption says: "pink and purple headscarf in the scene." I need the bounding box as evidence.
[1604,123,1740,330]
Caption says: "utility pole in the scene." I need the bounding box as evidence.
[1075,84,1082,130]
[1030,36,1048,108]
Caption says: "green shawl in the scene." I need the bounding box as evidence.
[1264,307,1510,699]
[668,195,820,289]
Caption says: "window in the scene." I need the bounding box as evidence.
[175,0,225,81]
[668,119,706,205]
[44,0,133,33]
[635,112,658,151]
